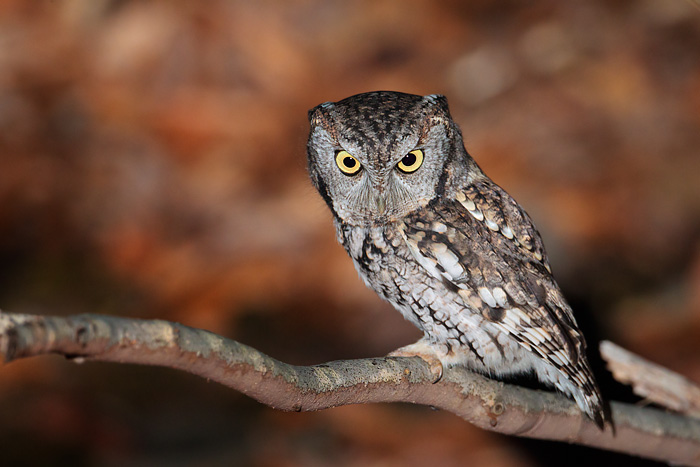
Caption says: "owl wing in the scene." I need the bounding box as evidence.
[400,179,599,398]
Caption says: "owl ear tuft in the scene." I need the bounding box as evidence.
[422,94,453,131]
[308,101,334,123]
[423,94,449,113]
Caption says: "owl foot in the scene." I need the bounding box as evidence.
[388,340,444,383]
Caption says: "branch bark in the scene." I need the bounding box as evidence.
[1,312,699,465]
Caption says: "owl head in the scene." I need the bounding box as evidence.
[307,91,481,226]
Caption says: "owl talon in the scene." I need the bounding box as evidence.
[388,341,445,383]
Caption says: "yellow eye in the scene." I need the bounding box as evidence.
[335,150,362,175]
[397,149,424,173]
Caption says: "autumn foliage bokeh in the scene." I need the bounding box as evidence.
[1,1,699,465]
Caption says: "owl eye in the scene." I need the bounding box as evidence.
[335,150,362,175]
[397,149,424,173]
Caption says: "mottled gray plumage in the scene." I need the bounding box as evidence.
[306,91,606,427]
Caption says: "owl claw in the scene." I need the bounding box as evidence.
[388,341,445,383]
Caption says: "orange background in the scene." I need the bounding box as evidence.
[1,1,699,465]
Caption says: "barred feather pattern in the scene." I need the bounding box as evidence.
[334,180,604,426]
[307,91,607,428]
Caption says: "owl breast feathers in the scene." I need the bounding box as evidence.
[306,91,607,428]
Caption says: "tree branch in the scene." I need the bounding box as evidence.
[1,312,699,465]
[601,340,700,417]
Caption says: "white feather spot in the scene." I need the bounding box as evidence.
[446,315,461,328]
[405,240,442,279]
[433,309,448,322]
[421,288,436,306]
[485,218,499,231]
[503,311,519,326]
[528,326,552,344]
[434,246,463,279]
[505,307,531,325]
[455,191,466,202]
[371,230,388,250]
[433,222,448,233]
[519,340,532,350]
[524,328,546,344]
[501,225,514,239]
[474,342,486,357]
[492,287,508,307]
[548,350,565,366]
[496,330,511,346]
[468,208,484,221]
[478,287,497,308]
[499,319,519,336]
[460,199,476,211]
[533,251,543,261]
[432,243,447,254]
[553,350,569,365]
[501,316,518,330]
[349,228,365,253]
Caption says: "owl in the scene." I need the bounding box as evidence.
[306,91,606,428]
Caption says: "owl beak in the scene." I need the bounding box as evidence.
[374,195,386,215]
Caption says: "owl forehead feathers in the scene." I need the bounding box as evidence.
[309,91,450,159]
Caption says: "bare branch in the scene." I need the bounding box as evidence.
[601,340,700,417]
[1,312,700,465]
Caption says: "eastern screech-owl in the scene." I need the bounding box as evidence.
[306,91,606,427]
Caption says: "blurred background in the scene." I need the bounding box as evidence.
[1,1,699,465]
